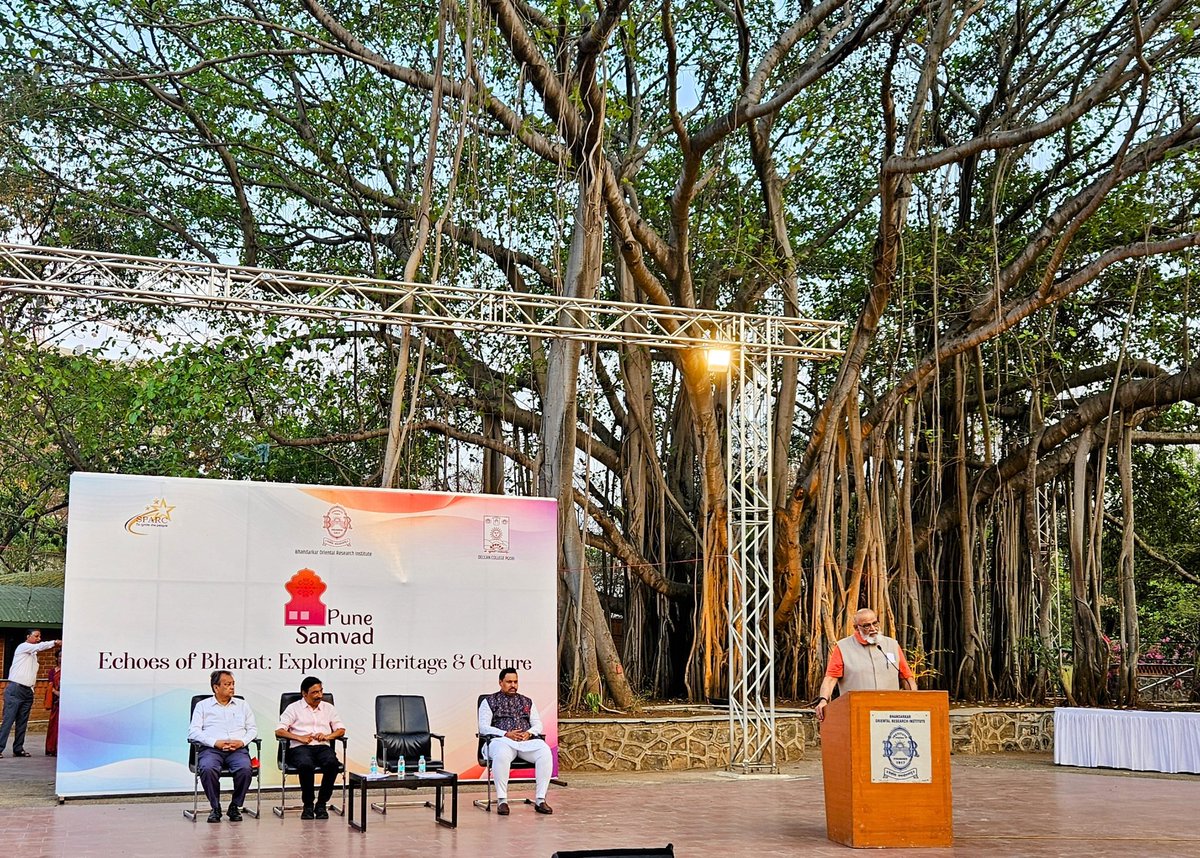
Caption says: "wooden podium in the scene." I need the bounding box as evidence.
[820,690,952,848]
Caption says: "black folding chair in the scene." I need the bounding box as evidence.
[272,691,347,817]
[183,694,262,821]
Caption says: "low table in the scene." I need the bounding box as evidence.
[347,771,458,831]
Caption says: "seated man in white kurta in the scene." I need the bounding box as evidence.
[478,668,554,815]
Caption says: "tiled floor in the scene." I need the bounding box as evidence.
[2,736,1198,856]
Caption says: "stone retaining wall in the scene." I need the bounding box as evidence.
[947,707,1055,753]
[558,711,817,771]
[559,707,1054,771]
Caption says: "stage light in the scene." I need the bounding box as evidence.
[706,346,732,372]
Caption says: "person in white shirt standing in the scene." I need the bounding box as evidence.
[187,670,258,823]
[0,629,61,758]
[275,676,345,819]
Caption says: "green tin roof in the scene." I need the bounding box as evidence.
[0,585,64,626]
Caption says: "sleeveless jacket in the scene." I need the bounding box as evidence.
[486,690,533,732]
[835,633,903,692]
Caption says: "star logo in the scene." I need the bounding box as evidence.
[125,498,176,535]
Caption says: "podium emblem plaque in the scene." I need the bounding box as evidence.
[870,711,931,782]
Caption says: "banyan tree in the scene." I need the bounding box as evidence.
[1,0,1199,708]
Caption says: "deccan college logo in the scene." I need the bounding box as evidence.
[322,504,352,547]
[483,515,510,554]
[881,726,920,780]
[124,498,175,535]
[284,568,327,626]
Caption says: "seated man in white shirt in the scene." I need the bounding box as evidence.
[275,675,345,820]
[478,668,553,815]
[187,670,258,823]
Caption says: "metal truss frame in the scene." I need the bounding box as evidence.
[0,242,842,772]
[0,243,840,360]
[725,330,777,772]
[1040,481,1064,673]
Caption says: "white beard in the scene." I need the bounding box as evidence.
[867,633,879,645]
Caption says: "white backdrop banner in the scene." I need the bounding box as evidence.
[58,473,558,796]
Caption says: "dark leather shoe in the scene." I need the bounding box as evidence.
[314,804,329,820]
[226,805,243,822]
[300,805,315,820]
[495,801,510,815]
[13,751,31,757]
[534,801,554,815]
[207,809,222,823]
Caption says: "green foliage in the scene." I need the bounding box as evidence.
[0,314,445,562]
[903,645,940,686]
[0,0,1199,704]
[1099,444,1200,650]
[1016,637,1066,698]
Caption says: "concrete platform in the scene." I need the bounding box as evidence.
[2,733,1198,856]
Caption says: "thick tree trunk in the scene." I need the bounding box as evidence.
[1026,393,1054,701]
[954,355,982,699]
[1116,418,1140,705]
[615,255,656,694]
[482,413,506,495]
[380,0,449,487]
[1068,428,1108,706]
[680,346,731,701]
[542,181,636,710]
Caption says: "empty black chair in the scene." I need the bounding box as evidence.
[184,694,262,821]
[370,694,446,815]
[375,694,445,773]
[272,691,347,817]
[473,692,542,812]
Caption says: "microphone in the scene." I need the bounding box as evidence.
[875,643,901,674]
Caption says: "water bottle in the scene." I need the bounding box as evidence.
[369,755,378,775]
[398,755,406,777]
[418,754,426,773]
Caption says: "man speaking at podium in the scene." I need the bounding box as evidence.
[815,608,917,723]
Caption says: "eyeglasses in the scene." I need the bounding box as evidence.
[855,621,880,629]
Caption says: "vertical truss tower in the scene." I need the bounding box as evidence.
[725,319,778,772]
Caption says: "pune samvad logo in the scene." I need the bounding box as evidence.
[483,515,510,554]
[322,504,352,547]
[881,726,920,780]
[284,568,328,626]
[124,497,175,535]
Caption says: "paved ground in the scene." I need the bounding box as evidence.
[2,732,1199,856]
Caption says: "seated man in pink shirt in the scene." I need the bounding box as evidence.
[275,676,344,819]
[815,608,917,722]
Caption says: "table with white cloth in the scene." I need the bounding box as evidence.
[1054,707,1200,774]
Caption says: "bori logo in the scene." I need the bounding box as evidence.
[321,504,352,547]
